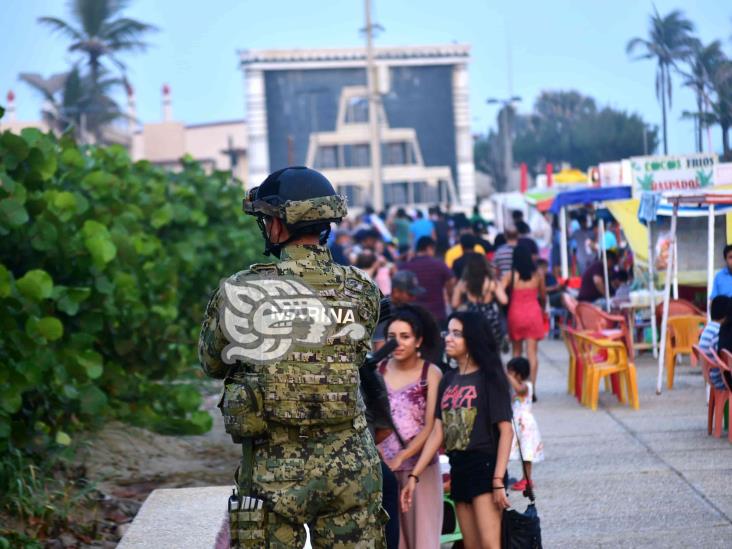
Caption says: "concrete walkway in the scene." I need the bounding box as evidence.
[523,339,732,548]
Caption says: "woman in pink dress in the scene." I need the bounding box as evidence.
[502,244,547,394]
[378,305,443,549]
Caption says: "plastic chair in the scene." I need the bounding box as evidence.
[717,349,732,441]
[572,331,621,407]
[574,332,640,411]
[575,302,634,357]
[440,495,463,544]
[664,315,706,389]
[693,345,730,440]
[439,454,463,544]
[561,326,579,396]
[655,299,704,323]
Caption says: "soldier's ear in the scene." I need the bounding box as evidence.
[276,218,291,242]
[269,217,288,243]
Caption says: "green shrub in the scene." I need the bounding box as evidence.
[0,126,263,456]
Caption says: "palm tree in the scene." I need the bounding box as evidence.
[680,40,726,152]
[38,0,156,140]
[627,8,695,154]
[20,67,125,143]
[706,60,732,159]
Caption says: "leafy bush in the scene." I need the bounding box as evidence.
[0,125,263,457]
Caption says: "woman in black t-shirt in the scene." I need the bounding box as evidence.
[401,311,513,549]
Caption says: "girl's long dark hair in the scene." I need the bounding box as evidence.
[462,253,493,297]
[387,303,441,364]
[512,243,535,281]
[447,311,509,394]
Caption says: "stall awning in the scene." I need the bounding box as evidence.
[548,186,633,214]
[524,190,557,212]
[554,168,588,184]
[667,190,732,205]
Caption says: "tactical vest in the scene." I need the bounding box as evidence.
[221,248,379,437]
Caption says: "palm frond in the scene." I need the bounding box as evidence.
[19,75,57,104]
[37,16,83,41]
[73,0,111,36]
[105,39,152,53]
[626,37,650,56]
[102,17,158,44]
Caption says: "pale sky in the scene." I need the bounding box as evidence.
[1,0,730,156]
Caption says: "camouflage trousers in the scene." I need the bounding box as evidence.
[235,414,387,548]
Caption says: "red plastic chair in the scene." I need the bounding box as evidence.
[693,345,730,440]
[655,299,705,323]
[717,349,732,443]
[575,302,634,357]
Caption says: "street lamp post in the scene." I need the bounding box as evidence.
[486,96,521,191]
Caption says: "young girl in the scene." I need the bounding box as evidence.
[506,357,544,492]
[378,305,443,549]
[401,311,513,549]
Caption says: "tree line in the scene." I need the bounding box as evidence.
[476,7,732,191]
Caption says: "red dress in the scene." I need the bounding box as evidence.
[508,287,545,341]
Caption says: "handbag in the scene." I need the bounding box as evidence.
[502,418,542,549]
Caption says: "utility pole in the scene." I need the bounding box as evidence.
[502,107,512,190]
[364,0,383,211]
[643,124,648,155]
[486,96,521,191]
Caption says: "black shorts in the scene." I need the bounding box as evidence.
[448,450,507,503]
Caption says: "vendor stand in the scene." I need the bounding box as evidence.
[655,190,732,394]
[549,186,633,310]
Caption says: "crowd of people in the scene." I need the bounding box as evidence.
[327,203,635,548]
[325,205,555,548]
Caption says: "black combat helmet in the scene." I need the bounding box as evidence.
[243,166,347,257]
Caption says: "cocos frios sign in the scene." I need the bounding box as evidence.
[630,153,717,195]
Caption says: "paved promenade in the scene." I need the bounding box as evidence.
[523,339,732,548]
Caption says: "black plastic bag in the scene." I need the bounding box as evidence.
[502,501,542,549]
[502,418,542,548]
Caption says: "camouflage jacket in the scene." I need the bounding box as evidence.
[198,244,380,428]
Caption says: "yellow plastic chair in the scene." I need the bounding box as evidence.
[665,315,706,390]
[572,331,620,407]
[574,332,640,411]
[561,327,577,396]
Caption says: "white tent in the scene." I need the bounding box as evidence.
[655,190,732,394]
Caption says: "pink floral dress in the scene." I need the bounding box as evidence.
[510,381,544,462]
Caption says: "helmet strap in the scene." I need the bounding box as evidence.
[319,225,332,245]
[259,216,331,258]
[259,216,297,259]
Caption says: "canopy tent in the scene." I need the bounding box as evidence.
[542,185,634,319]
[548,186,633,215]
[655,190,732,394]
[553,168,589,184]
[523,189,557,212]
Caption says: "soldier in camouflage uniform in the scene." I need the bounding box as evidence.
[199,166,387,548]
